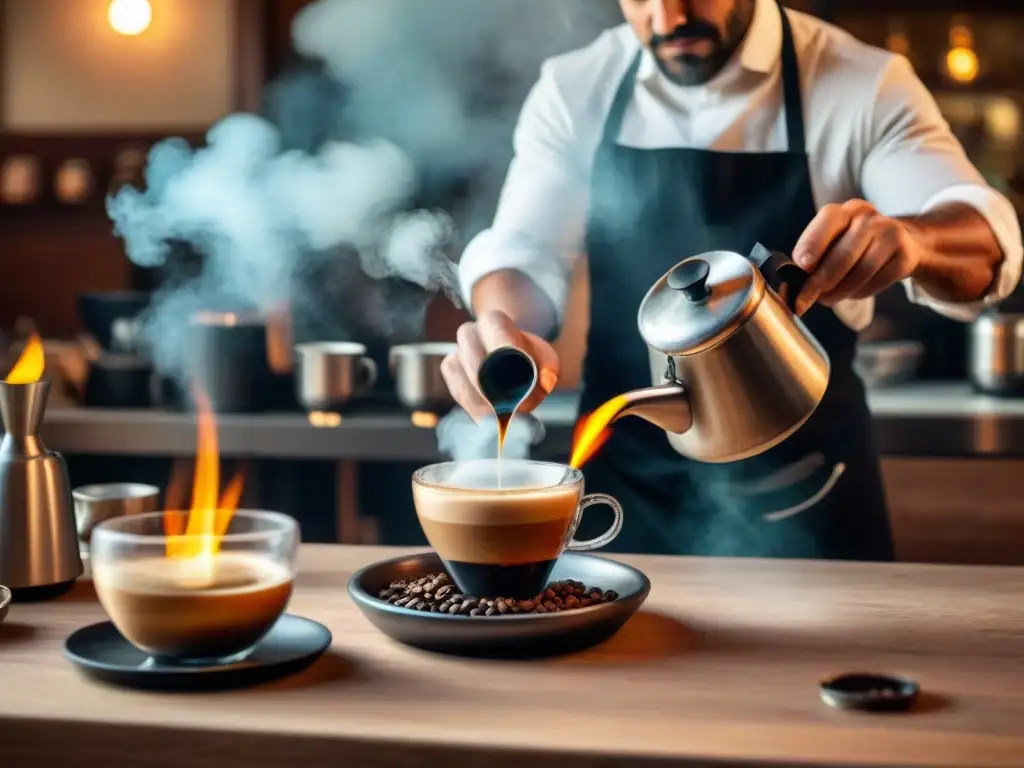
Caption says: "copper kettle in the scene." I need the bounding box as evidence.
[615,243,830,463]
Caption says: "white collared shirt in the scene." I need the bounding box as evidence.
[458,0,1023,331]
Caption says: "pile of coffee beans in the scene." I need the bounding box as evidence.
[377,572,619,616]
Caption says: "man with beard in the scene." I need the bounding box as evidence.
[442,0,1022,559]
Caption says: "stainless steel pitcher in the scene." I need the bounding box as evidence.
[0,378,83,600]
[613,243,830,463]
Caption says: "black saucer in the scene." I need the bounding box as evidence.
[64,615,332,691]
[348,551,651,659]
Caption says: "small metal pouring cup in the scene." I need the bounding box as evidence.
[72,483,160,557]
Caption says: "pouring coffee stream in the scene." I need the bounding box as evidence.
[476,347,539,469]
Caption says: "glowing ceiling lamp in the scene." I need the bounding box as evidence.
[108,0,152,37]
[945,23,978,85]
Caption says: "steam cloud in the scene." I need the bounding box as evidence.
[107,0,618,383]
[436,409,546,463]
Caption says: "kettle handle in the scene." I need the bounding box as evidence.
[749,243,810,315]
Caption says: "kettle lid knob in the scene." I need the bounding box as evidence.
[667,259,711,303]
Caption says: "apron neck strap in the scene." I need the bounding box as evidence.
[601,1,807,154]
[777,1,806,154]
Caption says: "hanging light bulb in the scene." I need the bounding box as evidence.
[945,21,978,85]
[108,0,152,37]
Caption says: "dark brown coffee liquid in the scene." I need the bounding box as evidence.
[496,411,512,458]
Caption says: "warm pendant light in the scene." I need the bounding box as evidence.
[108,0,153,37]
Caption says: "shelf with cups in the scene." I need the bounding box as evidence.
[5,383,1024,460]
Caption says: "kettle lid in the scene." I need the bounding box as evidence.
[637,250,760,355]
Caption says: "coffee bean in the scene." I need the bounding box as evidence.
[383,571,616,618]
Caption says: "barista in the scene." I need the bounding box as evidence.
[441,0,1023,560]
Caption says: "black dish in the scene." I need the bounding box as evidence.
[64,615,332,692]
[348,551,651,659]
[819,673,920,712]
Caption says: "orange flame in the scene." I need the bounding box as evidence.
[569,394,629,469]
[4,333,44,384]
[164,388,245,564]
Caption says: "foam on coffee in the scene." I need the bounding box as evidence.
[415,460,578,526]
[93,552,293,661]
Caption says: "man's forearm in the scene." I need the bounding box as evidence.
[903,203,1004,303]
[470,269,560,340]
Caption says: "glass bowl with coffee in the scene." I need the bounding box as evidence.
[412,459,623,601]
[90,510,298,665]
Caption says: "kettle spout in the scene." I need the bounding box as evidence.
[613,383,692,435]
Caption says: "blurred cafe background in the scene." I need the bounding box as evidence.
[0,0,1022,562]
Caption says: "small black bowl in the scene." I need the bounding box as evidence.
[348,551,651,659]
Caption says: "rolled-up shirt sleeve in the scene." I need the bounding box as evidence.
[458,62,591,319]
[859,55,1023,321]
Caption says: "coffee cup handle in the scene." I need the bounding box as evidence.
[566,493,624,552]
[358,358,378,391]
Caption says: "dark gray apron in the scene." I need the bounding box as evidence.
[576,2,894,561]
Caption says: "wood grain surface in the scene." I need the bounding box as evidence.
[2,545,1024,767]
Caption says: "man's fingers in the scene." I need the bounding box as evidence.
[516,332,561,413]
[820,237,894,304]
[794,202,863,270]
[455,321,488,387]
[441,353,491,421]
[850,253,915,300]
[796,218,872,313]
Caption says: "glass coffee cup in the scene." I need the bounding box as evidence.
[90,510,298,665]
[412,459,623,600]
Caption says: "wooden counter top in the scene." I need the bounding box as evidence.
[2,545,1024,767]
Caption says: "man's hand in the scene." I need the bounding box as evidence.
[441,310,561,421]
[792,200,924,316]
